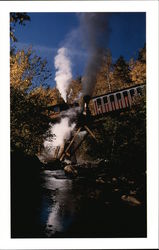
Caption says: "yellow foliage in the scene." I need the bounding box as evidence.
[10,49,33,91]
[130,61,146,84]
[67,78,82,104]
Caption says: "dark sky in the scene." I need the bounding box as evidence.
[14,12,146,87]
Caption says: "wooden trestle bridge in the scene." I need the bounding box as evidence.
[47,84,145,162]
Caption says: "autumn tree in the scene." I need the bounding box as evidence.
[11,87,51,155]
[129,45,146,84]
[10,13,30,42]
[111,56,131,90]
[79,49,146,172]
[10,49,53,155]
[10,45,64,155]
[10,13,57,155]
[67,76,82,104]
[29,85,64,107]
[94,49,113,96]
[80,91,146,176]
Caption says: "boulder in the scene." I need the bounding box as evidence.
[64,165,78,177]
[96,177,105,184]
[121,195,141,206]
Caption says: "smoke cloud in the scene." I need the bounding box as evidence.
[54,13,110,99]
[54,47,72,102]
[39,117,75,162]
[40,107,80,162]
[44,117,75,148]
[79,13,110,96]
[40,13,111,163]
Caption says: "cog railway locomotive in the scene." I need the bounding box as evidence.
[45,84,145,119]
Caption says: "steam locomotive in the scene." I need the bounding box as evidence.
[46,84,145,119]
[92,84,145,116]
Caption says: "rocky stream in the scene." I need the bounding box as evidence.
[11,151,146,238]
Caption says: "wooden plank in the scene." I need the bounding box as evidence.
[60,127,81,161]
[70,132,88,156]
[84,125,97,141]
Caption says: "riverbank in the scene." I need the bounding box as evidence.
[62,161,146,237]
[11,151,146,238]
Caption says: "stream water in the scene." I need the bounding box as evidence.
[12,168,146,238]
[38,169,111,238]
[40,170,76,237]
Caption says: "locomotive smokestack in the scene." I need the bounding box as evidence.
[82,95,91,116]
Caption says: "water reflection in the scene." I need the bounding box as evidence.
[12,168,146,238]
[41,170,75,236]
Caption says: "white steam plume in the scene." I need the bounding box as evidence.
[39,107,80,163]
[44,117,75,151]
[54,47,72,102]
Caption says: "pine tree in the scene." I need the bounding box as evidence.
[112,56,131,89]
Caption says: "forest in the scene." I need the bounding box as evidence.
[11,13,146,164]
[11,12,146,239]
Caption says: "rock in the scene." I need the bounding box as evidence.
[121,195,141,206]
[105,201,111,206]
[120,176,127,181]
[44,159,62,170]
[114,188,119,192]
[96,177,105,184]
[64,165,78,177]
[112,177,117,182]
[128,180,135,184]
[130,190,137,195]
[89,192,95,199]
